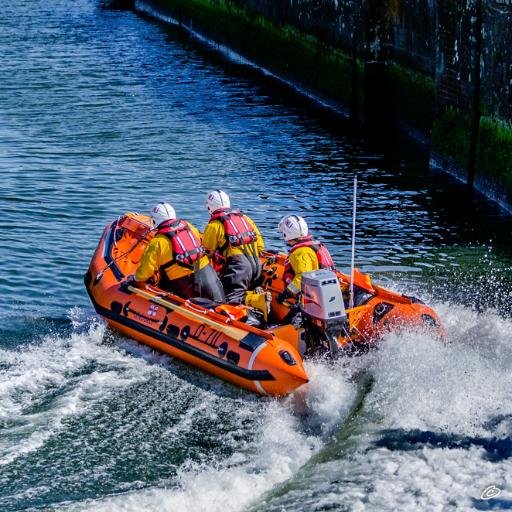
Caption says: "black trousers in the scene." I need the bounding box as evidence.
[161,264,225,303]
[221,254,262,304]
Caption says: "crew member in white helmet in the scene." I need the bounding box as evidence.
[132,202,225,302]
[203,190,269,316]
[277,214,335,303]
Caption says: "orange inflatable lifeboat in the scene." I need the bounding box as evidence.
[85,213,443,396]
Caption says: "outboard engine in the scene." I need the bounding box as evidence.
[300,269,348,358]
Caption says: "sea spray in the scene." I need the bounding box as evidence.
[250,302,512,511]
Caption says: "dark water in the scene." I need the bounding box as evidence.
[1,1,511,510]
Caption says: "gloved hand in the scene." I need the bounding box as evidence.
[276,288,293,304]
[254,287,272,305]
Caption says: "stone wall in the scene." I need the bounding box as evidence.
[482,1,512,121]
[476,2,512,206]
[432,0,512,207]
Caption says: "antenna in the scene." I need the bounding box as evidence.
[349,176,357,309]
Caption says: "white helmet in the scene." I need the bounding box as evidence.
[205,189,230,215]
[150,202,176,227]
[278,214,308,241]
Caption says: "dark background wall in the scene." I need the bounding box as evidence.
[238,0,512,208]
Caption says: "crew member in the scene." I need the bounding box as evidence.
[203,190,268,315]
[132,202,225,302]
[277,214,336,303]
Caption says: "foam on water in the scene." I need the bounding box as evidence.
[62,358,360,512]
[253,302,512,511]
[0,311,155,469]
[6,300,510,511]
[285,360,362,437]
[72,406,315,512]
[365,303,512,436]
[0,306,362,512]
